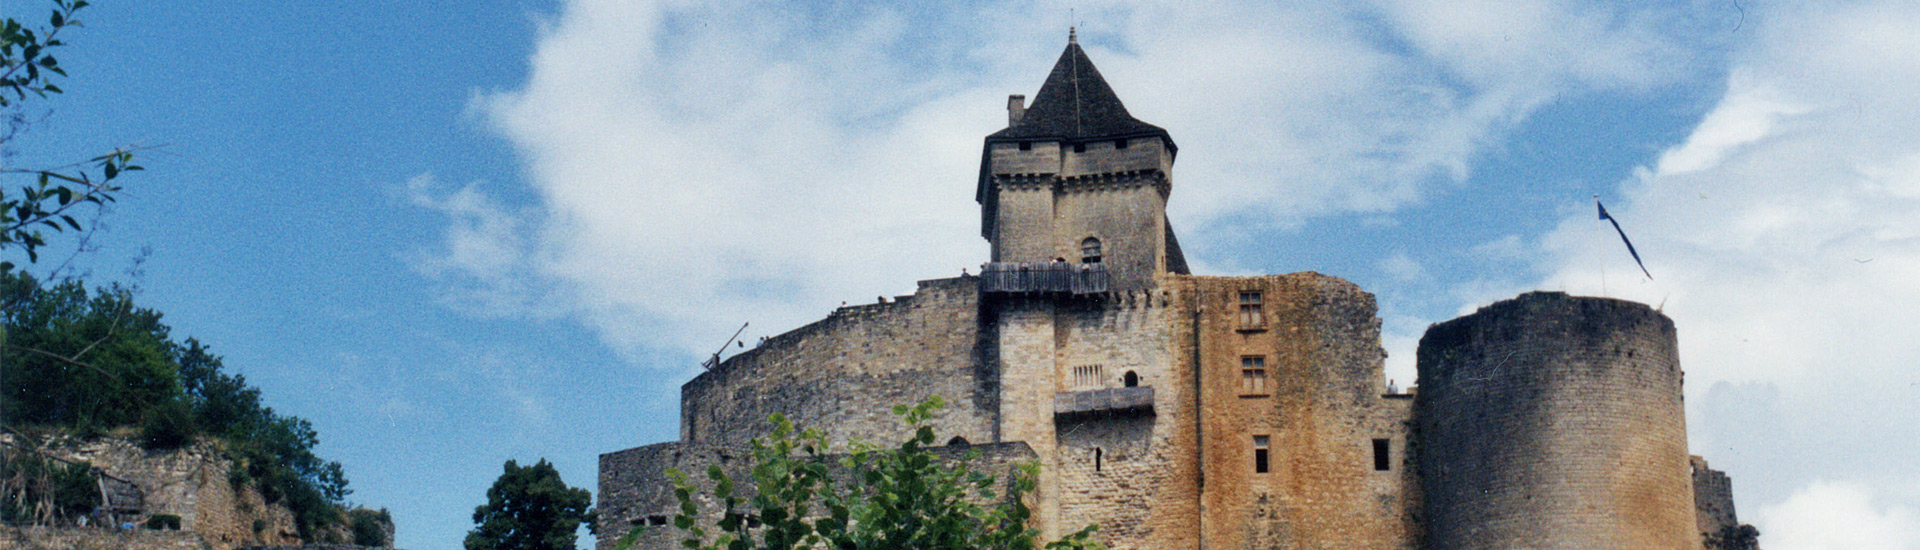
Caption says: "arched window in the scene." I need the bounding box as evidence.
[1123,371,1139,387]
[1080,237,1103,264]
[947,436,970,447]
[1095,447,1103,472]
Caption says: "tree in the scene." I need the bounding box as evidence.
[2,0,143,272]
[617,396,1102,550]
[466,459,594,550]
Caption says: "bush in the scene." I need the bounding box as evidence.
[145,514,182,530]
[140,398,197,450]
[0,449,100,525]
[350,507,392,547]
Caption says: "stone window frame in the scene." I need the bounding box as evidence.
[1072,364,1104,390]
[1253,435,1271,474]
[1080,237,1103,264]
[1239,355,1268,397]
[1237,290,1265,331]
[1372,438,1392,471]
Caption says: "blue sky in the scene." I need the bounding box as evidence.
[7,1,1919,549]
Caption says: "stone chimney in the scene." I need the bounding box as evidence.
[1007,94,1026,126]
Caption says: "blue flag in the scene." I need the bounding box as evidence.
[1597,201,1652,280]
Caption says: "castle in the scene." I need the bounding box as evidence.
[597,36,1749,550]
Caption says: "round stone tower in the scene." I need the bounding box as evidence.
[1414,292,1696,550]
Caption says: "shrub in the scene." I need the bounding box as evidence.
[140,398,197,450]
[145,513,182,530]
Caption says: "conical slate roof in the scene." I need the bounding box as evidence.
[988,38,1172,147]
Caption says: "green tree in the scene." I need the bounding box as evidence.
[0,270,351,540]
[2,0,143,272]
[466,459,593,550]
[619,396,1102,550]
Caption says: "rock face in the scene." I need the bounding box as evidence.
[1,436,303,550]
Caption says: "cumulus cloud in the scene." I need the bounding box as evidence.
[1509,0,1920,520]
[409,0,1729,362]
[1755,481,1920,550]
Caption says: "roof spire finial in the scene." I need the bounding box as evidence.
[1068,24,1076,44]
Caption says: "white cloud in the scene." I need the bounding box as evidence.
[413,0,1726,360]
[1756,481,1920,550]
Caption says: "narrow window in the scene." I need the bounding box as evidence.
[1073,142,1087,153]
[1241,356,1267,395]
[1254,435,1270,474]
[1115,138,1129,149]
[1073,364,1104,389]
[1238,291,1264,329]
[1373,439,1391,471]
[1095,447,1103,472]
[1123,371,1139,387]
[646,515,667,526]
[1081,237,1103,264]
[1018,141,1032,151]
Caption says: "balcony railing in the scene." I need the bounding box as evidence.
[1054,386,1155,417]
[981,262,1110,295]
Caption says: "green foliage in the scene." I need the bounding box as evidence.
[625,396,1103,550]
[0,271,352,540]
[0,448,99,525]
[465,459,593,550]
[139,397,197,450]
[349,507,393,547]
[0,0,144,272]
[1707,524,1761,550]
[1,270,179,432]
[144,513,181,530]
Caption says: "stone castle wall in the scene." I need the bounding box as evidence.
[1415,292,1695,550]
[1181,273,1420,550]
[1692,456,1737,538]
[1017,289,1193,549]
[679,276,997,450]
[594,441,1037,550]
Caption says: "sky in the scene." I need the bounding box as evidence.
[4,0,1918,549]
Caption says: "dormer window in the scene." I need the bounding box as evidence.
[1080,238,1103,264]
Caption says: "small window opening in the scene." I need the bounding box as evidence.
[1254,435,1270,474]
[947,436,970,447]
[1080,237,1103,264]
[1018,141,1032,151]
[1373,439,1391,471]
[646,515,668,526]
[1241,356,1268,395]
[1073,364,1104,389]
[1095,447,1103,472]
[1123,371,1139,387]
[1115,138,1129,149]
[1073,142,1087,153]
[1238,291,1264,329]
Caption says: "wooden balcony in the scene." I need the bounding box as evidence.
[1054,386,1154,417]
[981,262,1110,295]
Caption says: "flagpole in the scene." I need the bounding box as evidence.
[1595,195,1606,297]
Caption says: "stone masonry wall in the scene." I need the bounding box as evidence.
[595,441,1037,550]
[33,437,301,550]
[1180,273,1419,550]
[1043,288,1195,550]
[1692,456,1737,539]
[679,277,996,450]
[1416,292,1695,550]
[0,526,208,550]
